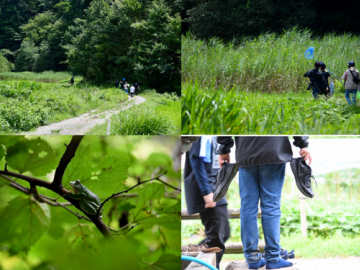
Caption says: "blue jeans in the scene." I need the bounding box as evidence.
[238,163,285,263]
[345,89,357,105]
[312,86,320,99]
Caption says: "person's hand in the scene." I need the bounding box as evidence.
[218,154,230,167]
[300,148,312,165]
[203,193,216,208]
[326,87,329,91]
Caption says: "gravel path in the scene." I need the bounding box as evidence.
[222,257,360,270]
[22,95,146,135]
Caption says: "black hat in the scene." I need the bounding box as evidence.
[348,61,355,67]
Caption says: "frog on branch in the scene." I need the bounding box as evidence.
[65,180,103,216]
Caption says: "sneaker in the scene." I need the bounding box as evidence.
[213,162,238,202]
[290,157,316,198]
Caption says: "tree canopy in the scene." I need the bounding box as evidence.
[0,0,180,92]
[182,0,360,40]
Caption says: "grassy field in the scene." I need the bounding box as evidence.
[182,29,360,134]
[88,91,181,135]
[182,81,360,134]
[0,72,129,133]
[0,71,82,83]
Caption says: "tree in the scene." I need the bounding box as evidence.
[0,135,181,269]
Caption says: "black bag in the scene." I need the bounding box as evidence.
[349,69,360,84]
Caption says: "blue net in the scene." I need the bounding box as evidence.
[304,47,314,59]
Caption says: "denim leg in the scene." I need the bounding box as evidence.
[312,86,319,99]
[345,89,357,105]
[258,163,286,262]
[238,166,262,264]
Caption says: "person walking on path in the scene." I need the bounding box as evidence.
[184,136,230,269]
[120,80,124,90]
[341,61,360,105]
[130,84,135,98]
[134,82,140,96]
[71,76,74,86]
[304,61,328,99]
[217,136,311,270]
[114,80,119,88]
[124,81,129,94]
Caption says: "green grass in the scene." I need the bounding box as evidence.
[87,90,181,135]
[0,77,129,133]
[181,29,360,134]
[182,81,360,134]
[0,71,82,83]
[182,29,360,92]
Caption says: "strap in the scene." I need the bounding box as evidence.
[349,68,356,79]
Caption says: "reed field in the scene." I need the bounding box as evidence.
[0,71,82,83]
[182,29,360,134]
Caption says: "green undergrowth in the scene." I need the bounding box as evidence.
[0,78,128,133]
[182,29,360,93]
[88,90,180,135]
[0,71,82,83]
[182,82,360,134]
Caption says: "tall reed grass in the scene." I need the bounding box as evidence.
[182,29,360,93]
[0,71,82,83]
[182,82,360,134]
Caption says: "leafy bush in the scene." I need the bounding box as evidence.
[0,52,13,72]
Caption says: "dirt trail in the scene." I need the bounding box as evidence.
[23,96,146,135]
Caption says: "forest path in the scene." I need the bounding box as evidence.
[23,95,146,135]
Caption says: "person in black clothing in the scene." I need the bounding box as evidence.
[115,80,119,88]
[120,81,124,90]
[71,76,74,86]
[184,136,230,269]
[216,136,312,269]
[320,62,331,97]
[134,82,140,95]
[304,61,328,99]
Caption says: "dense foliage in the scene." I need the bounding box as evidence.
[0,0,180,93]
[182,29,360,93]
[182,0,360,40]
[0,136,181,269]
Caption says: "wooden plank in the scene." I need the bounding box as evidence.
[181,243,265,255]
[299,192,307,238]
[181,209,261,220]
[185,253,216,270]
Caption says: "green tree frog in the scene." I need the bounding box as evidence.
[65,180,102,215]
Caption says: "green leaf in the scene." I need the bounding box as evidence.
[144,254,181,270]
[118,202,136,212]
[141,215,180,230]
[0,145,4,161]
[131,183,165,219]
[0,196,51,251]
[5,137,58,176]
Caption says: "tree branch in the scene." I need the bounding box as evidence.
[111,223,140,235]
[96,171,180,215]
[52,136,84,187]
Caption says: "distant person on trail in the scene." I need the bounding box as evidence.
[320,61,331,98]
[124,81,129,94]
[341,61,360,105]
[304,61,328,99]
[115,80,119,88]
[120,80,124,90]
[130,84,135,98]
[134,82,140,95]
[71,76,74,86]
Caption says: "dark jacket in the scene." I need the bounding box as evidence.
[216,136,309,168]
[304,68,327,90]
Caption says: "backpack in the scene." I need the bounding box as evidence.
[349,69,360,84]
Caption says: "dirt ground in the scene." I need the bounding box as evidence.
[22,95,146,135]
[222,257,360,270]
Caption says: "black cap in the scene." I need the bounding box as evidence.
[348,61,355,67]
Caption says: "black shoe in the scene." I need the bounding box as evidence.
[290,157,316,198]
[213,162,238,202]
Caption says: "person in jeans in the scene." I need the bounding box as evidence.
[216,136,311,270]
[304,61,328,99]
[341,61,360,105]
[184,136,230,269]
